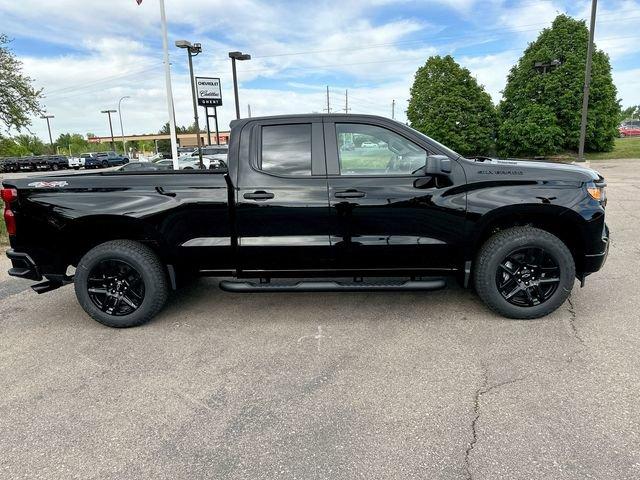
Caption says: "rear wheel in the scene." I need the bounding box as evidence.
[75,240,169,327]
[474,227,575,319]
[101,160,109,168]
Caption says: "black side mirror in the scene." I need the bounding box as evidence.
[424,155,452,175]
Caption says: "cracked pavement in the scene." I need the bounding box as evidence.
[1,160,640,479]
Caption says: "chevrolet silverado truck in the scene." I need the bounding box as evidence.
[2,114,609,327]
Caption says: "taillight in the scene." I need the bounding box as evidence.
[1,188,17,203]
[1,188,17,236]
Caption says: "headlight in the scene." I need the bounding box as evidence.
[586,181,606,205]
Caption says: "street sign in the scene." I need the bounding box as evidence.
[195,77,223,107]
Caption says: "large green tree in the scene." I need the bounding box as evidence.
[407,55,497,156]
[498,15,619,156]
[0,34,43,133]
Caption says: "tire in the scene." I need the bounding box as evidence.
[474,227,575,319]
[101,160,109,168]
[75,240,169,328]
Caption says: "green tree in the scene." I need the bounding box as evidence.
[407,55,497,156]
[14,134,46,155]
[0,34,43,133]
[620,105,640,123]
[0,136,29,156]
[498,14,619,156]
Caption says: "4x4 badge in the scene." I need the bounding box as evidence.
[27,181,69,188]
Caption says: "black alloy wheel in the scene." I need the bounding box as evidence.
[496,247,560,307]
[87,259,145,316]
[474,226,575,319]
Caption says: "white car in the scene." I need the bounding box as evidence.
[67,157,85,169]
[361,141,379,148]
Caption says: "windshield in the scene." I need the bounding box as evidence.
[409,126,461,159]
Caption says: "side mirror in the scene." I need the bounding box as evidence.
[424,155,452,175]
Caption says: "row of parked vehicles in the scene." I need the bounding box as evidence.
[0,146,228,174]
[0,155,71,173]
[117,145,228,172]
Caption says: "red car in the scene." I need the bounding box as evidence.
[619,121,640,137]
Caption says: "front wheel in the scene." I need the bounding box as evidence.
[75,240,169,327]
[474,227,575,319]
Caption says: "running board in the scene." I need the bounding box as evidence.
[219,278,447,293]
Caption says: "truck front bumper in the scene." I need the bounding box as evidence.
[581,223,610,276]
[6,249,43,281]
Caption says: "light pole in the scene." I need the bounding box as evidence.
[41,114,54,146]
[228,51,251,120]
[176,40,204,169]
[118,96,130,155]
[101,109,117,151]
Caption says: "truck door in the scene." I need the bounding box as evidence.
[324,119,466,271]
[235,118,332,273]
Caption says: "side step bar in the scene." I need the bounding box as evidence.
[219,278,446,293]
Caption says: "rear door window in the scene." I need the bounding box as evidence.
[260,124,312,176]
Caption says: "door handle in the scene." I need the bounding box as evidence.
[244,190,275,200]
[335,190,366,199]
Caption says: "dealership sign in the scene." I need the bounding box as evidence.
[195,77,222,107]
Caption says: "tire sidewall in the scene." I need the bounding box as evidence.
[75,245,163,327]
[476,230,575,319]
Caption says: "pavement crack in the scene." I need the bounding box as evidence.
[566,295,585,346]
[465,368,530,480]
[465,366,487,480]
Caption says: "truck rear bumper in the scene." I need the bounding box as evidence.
[6,249,43,281]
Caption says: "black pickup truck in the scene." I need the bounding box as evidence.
[2,114,609,327]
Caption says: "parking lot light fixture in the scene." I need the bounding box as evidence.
[117,96,130,155]
[101,110,117,151]
[40,114,55,146]
[176,39,204,169]
[228,51,251,120]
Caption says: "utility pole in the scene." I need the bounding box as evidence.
[392,99,396,120]
[325,85,331,113]
[40,114,54,146]
[247,104,252,118]
[578,0,598,163]
[344,89,350,113]
[101,110,117,150]
[157,0,179,168]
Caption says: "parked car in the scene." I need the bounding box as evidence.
[619,120,640,137]
[83,151,129,169]
[3,114,609,328]
[360,141,378,148]
[67,157,85,169]
[0,157,20,173]
[39,155,69,171]
[117,161,172,172]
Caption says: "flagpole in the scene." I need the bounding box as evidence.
[158,0,179,168]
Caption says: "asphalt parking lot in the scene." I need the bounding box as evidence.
[1,160,639,480]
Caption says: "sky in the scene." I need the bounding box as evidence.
[1,0,639,142]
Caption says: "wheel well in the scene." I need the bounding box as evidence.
[472,210,586,272]
[61,216,168,267]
